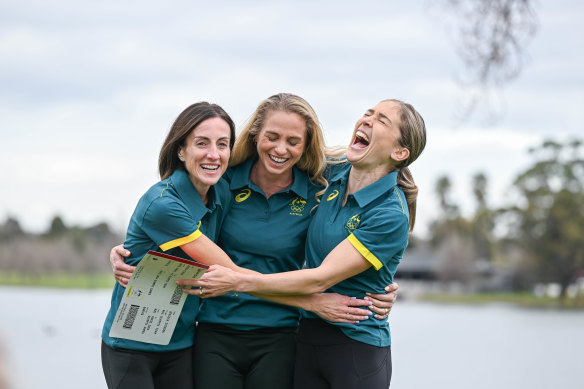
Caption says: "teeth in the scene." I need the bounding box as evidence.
[269,155,288,163]
[356,130,369,143]
[201,164,219,170]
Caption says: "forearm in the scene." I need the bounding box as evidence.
[238,268,331,296]
[247,291,374,324]
[249,292,314,311]
[236,240,371,295]
[181,235,257,275]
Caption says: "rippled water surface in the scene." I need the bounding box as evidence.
[0,287,582,389]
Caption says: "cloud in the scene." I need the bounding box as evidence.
[0,0,582,234]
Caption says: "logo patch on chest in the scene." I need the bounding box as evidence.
[290,197,307,216]
[235,188,251,203]
[345,214,360,232]
[327,190,339,201]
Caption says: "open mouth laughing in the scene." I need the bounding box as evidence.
[201,164,220,172]
[269,154,289,165]
[351,129,370,149]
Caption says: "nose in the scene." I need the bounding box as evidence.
[274,140,287,155]
[362,115,374,127]
[207,145,220,160]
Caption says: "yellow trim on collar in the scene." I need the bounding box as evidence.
[348,233,383,270]
[160,229,202,251]
[393,187,405,214]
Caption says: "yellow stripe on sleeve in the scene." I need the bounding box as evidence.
[159,229,202,251]
[347,233,383,270]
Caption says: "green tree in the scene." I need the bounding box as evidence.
[508,139,584,298]
[429,175,476,283]
[470,172,495,261]
[46,215,67,238]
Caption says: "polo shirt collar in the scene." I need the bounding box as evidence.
[330,163,399,208]
[229,158,309,200]
[351,170,398,208]
[170,169,222,212]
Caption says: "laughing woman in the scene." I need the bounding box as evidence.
[100,102,239,389]
[110,94,399,389]
[186,99,427,388]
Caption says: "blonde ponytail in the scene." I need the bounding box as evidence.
[397,166,418,231]
[385,99,426,232]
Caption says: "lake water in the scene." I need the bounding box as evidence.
[0,287,582,389]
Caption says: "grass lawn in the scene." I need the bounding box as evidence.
[420,292,584,309]
[0,272,115,289]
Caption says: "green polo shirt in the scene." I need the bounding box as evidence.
[303,162,410,347]
[101,169,230,352]
[197,158,320,330]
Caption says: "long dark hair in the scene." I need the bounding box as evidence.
[158,102,236,180]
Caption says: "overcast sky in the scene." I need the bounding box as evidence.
[1,0,583,237]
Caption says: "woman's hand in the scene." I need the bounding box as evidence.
[177,264,240,298]
[109,244,135,288]
[364,282,398,320]
[309,293,373,324]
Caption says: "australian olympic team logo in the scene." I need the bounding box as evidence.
[345,214,360,232]
[327,190,339,201]
[235,188,251,203]
[289,197,306,216]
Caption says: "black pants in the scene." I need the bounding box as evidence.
[101,341,193,389]
[294,319,392,389]
[193,322,297,389]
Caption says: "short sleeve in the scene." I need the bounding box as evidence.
[347,208,409,271]
[142,196,202,251]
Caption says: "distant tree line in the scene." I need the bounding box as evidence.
[0,216,123,276]
[1,137,582,299]
[427,138,584,299]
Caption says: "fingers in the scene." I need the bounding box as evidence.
[347,297,373,308]
[113,263,135,275]
[110,245,129,264]
[364,293,392,320]
[364,293,391,308]
[385,282,399,293]
[339,309,372,323]
[115,245,131,258]
[176,279,204,287]
[180,286,227,299]
[182,288,201,296]
[347,307,373,318]
[114,269,134,281]
[114,274,131,288]
[113,261,135,287]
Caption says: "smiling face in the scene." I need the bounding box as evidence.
[346,100,410,172]
[178,117,231,197]
[253,110,307,179]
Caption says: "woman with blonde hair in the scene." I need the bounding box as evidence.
[183,98,426,388]
[111,93,398,389]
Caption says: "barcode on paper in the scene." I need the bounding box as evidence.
[169,285,183,305]
[123,304,140,329]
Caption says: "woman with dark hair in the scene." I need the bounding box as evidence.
[109,94,399,389]
[100,102,239,389]
[183,98,426,388]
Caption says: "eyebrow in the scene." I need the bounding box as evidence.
[265,131,302,140]
[378,113,392,125]
[193,136,230,141]
[366,109,392,125]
